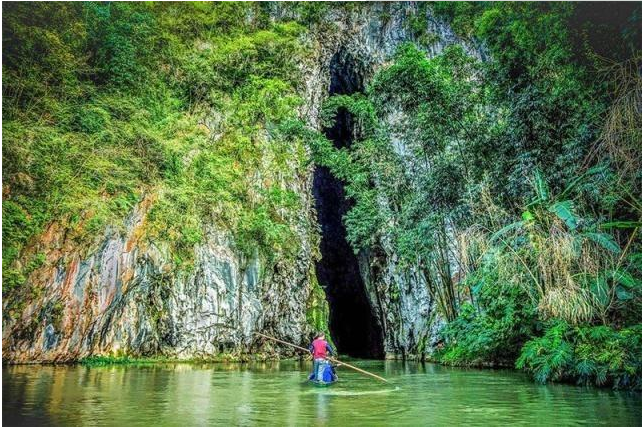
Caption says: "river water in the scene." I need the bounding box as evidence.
[3,360,641,426]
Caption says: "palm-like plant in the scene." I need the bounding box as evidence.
[490,168,640,325]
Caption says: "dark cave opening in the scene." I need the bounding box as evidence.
[312,50,384,359]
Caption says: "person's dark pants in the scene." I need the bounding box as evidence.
[312,358,325,380]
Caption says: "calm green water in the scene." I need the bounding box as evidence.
[3,360,641,426]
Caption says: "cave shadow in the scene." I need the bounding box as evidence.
[312,49,384,359]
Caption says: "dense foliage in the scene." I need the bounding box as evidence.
[305,2,642,388]
[3,3,312,315]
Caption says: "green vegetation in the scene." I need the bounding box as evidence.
[3,3,311,311]
[79,355,174,366]
[516,321,642,388]
[305,2,642,388]
[305,272,337,349]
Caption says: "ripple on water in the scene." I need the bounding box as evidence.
[305,386,402,396]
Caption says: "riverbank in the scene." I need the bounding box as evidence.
[4,350,635,393]
[1,353,306,366]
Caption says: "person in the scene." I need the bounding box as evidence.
[308,332,335,381]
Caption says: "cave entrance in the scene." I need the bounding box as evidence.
[312,50,384,359]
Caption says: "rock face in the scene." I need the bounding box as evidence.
[300,2,483,359]
[2,190,320,362]
[3,2,479,362]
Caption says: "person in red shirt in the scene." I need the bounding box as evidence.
[309,332,335,381]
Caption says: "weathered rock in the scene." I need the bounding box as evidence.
[3,183,319,363]
[3,2,480,362]
[300,2,483,359]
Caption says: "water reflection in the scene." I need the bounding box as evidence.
[3,361,641,426]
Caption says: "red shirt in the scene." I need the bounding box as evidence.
[311,338,330,359]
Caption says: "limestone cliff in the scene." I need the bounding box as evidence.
[3,2,479,362]
[301,2,483,359]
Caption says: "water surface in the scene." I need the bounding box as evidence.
[3,360,641,426]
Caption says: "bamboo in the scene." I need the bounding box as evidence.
[254,332,390,383]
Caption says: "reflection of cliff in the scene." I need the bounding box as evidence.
[3,362,312,426]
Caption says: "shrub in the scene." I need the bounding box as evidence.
[517,321,642,389]
[516,320,575,383]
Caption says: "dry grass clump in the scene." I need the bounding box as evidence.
[589,55,642,183]
[458,201,621,325]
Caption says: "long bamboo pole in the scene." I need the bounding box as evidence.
[254,332,389,383]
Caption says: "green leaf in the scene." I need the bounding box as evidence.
[583,232,621,254]
[628,252,642,268]
[490,220,525,244]
[522,210,534,221]
[534,170,549,202]
[600,221,642,229]
[610,270,640,290]
[549,200,577,230]
[558,165,606,200]
[616,285,634,301]
[590,277,610,307]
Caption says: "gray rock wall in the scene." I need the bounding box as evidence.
[2,190,319,362]
[3,2,480,363]
[301,2,483,359]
